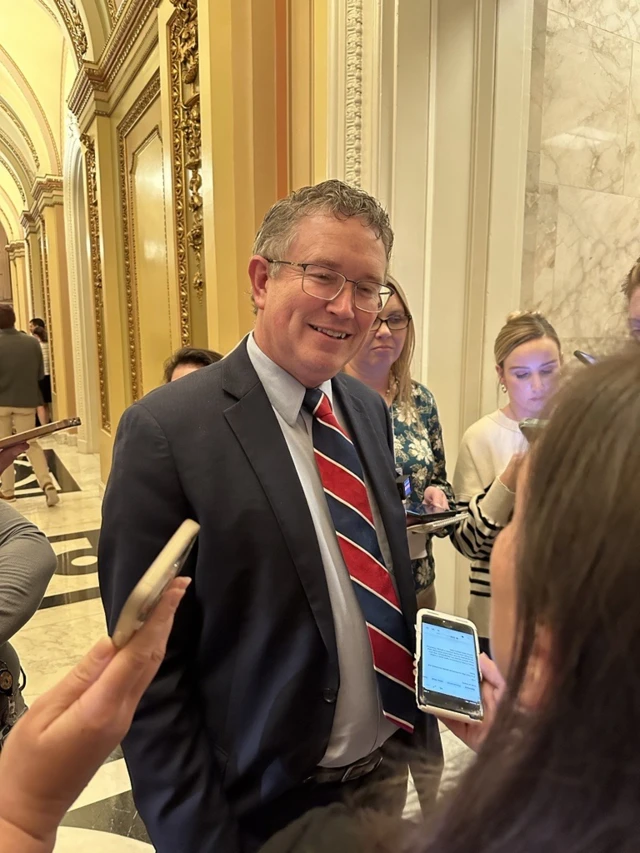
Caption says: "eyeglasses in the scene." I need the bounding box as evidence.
[264,260,394,313]
[370,314,411,331]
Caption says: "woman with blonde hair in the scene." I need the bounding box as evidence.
[344,276,454,609]
[452,311,562,652]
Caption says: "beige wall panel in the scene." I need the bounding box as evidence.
[130,128,172,394]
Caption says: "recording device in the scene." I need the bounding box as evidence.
[574,350,598,366]
[519,418,548,443]
[0,417,82,451]
[395,467,411,502]
[111,519,200,648]
[415,608,483,724]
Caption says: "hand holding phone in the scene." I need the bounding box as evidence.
[111,520,200,648]
[0,417,81,451]
[415,608,484,724]
[441,653,506,752]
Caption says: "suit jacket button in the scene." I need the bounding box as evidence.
[323,687,337,703]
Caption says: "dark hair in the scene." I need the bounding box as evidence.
[163,346,222,383]
[0,305,16,330]
[410,345,640,853]
[30,317,45,328]
[31,325,48,343]
[622,258,640,301]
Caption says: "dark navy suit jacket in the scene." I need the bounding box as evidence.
[99,338,423,853]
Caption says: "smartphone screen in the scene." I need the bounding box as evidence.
[417,612,483,720]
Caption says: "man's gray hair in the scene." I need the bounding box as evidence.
[252,179,394,265]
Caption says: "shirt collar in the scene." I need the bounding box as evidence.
[246,333,333,426]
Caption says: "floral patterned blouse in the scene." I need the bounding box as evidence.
[391,381,455,591]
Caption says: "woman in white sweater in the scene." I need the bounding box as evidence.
[452,312,562,651]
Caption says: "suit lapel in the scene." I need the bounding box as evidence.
[333,375,417,632]
[221,342,338,670]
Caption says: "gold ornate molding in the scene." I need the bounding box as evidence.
[169,0,203,347]
[345,0,364,187]
[171,0,199,83]
[80,133,111,432]
[5,241,26,261]
[106,0,118,25]
[0,98,40,170]
[39,220,57,395]
[22,229,36,320]
[32,176,64,218]
[68,0,160,120]
[0,154,27,206]
[20,211,38,236]
[52,0,88,64]
[0,130,35,187]
[117,71,161,401]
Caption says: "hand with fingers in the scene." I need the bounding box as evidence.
[422,485,450,513]
[0,576,190,853]
[440,654,506,753]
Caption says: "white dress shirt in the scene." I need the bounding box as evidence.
[246,334,397,767]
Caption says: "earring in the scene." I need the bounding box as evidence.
[500,383,507,393]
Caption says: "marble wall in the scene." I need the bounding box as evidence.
[522,0,640,356]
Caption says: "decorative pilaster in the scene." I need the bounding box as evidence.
[344,0,364,187]
[81,133,111,432]
[5,242,28,333]
[32,177,76,418]
[169,0,203,347]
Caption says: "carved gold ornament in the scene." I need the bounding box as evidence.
[80,134,111,432]
[169,0,204,346]
[52,0,88,64]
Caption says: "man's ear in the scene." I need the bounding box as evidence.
[249,256,270,311]
[496,363,504,386]
[520,625,552,709]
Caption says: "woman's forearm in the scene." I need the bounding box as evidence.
[0,816,55,853]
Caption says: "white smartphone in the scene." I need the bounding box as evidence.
[415,608,484,724]
[111,519,200,648]
[0,417,82,450]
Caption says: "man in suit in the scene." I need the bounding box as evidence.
[99,180,440,853]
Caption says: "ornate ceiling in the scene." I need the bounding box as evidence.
[0,0,115,239]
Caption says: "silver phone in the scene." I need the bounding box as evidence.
[111,519,200,648]
[415,608,484,724]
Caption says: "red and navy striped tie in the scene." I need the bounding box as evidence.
[303,387,416,733]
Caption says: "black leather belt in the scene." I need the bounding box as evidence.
[305,749,384,785]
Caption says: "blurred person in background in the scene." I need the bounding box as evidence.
[163,346,222,383]
[622,257,640,339]
[0,442,55,749]
[344,276,453,611]
[0,305,59,507]
[31,326,50,426]
[451,311,562,653]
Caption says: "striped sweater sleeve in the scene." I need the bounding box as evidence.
[450,477,514,561]
[450,428,515,561]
